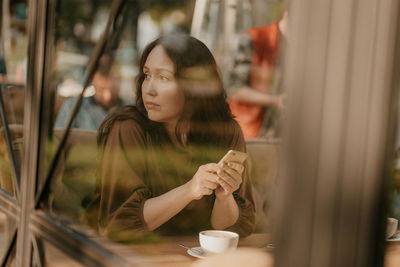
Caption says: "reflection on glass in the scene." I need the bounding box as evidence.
[52,1,134,132]
[48,128,98,221]
[44,0,195,223]
[43,0,135,223]
[40,1,284,265]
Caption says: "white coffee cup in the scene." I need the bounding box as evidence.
[386,217,398,239]
[199,230,239,254]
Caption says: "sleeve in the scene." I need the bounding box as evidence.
[224,122,256,237]
[226,33,253,95]
[97,119,152,241]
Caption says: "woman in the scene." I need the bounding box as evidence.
[93,34,255,242]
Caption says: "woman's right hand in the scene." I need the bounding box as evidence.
[187,163,220,200]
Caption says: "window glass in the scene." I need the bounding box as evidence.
[41,0,286,264]
[0,0,28,196]
[44,0,116,222]
[45,0,196,224]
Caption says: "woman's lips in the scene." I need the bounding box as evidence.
[145,102,161,110]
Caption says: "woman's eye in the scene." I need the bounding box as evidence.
[160,75,169,81]
[144,73,150,79]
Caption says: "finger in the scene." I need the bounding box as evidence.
[203,188,213,195]
[217,169,239,188]
[201,163,220,173]
[217,177,234,193]
[223,163,244,181]
[201,171,219,183]
[220,166,242,184]
[226,162,245,174]
[202,180,219,190]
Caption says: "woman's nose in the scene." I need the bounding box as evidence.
[144,80,157,96]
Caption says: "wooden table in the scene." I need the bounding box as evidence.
[385,240,400,267]
[42,231,400,266]
[109,233,273,267]
[114,233,400,267]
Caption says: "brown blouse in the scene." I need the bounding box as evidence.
[92,107,255,242]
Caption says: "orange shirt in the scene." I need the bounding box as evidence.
[229,21,280,138]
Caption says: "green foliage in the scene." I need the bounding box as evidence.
[55,0,111,44]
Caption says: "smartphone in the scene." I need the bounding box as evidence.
[218,150,248,164]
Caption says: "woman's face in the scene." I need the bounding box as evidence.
[141,45,185,128]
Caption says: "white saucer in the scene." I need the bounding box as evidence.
[187,247,207,259]
[387,232,400,242]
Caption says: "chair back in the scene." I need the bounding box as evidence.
[246,138,280,232]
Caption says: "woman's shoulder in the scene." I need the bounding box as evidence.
[229,118,243,132]
[206,118,245,148]
[97,105,148,146]
[223,118,244,138]
[109,105,146,122]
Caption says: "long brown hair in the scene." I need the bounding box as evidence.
[136,34,233,145]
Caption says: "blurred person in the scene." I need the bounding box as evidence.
[87,34,255,242]
[227,11,288,139]
[55,61,131,131]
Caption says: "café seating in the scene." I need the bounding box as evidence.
[245,138,280,233]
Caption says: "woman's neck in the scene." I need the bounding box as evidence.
[165,122,180,146]
[165,121,187,147]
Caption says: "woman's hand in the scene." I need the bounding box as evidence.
[187,164,220,200]
[215,162,244,199]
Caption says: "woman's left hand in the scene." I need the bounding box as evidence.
[215,162,244,199]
